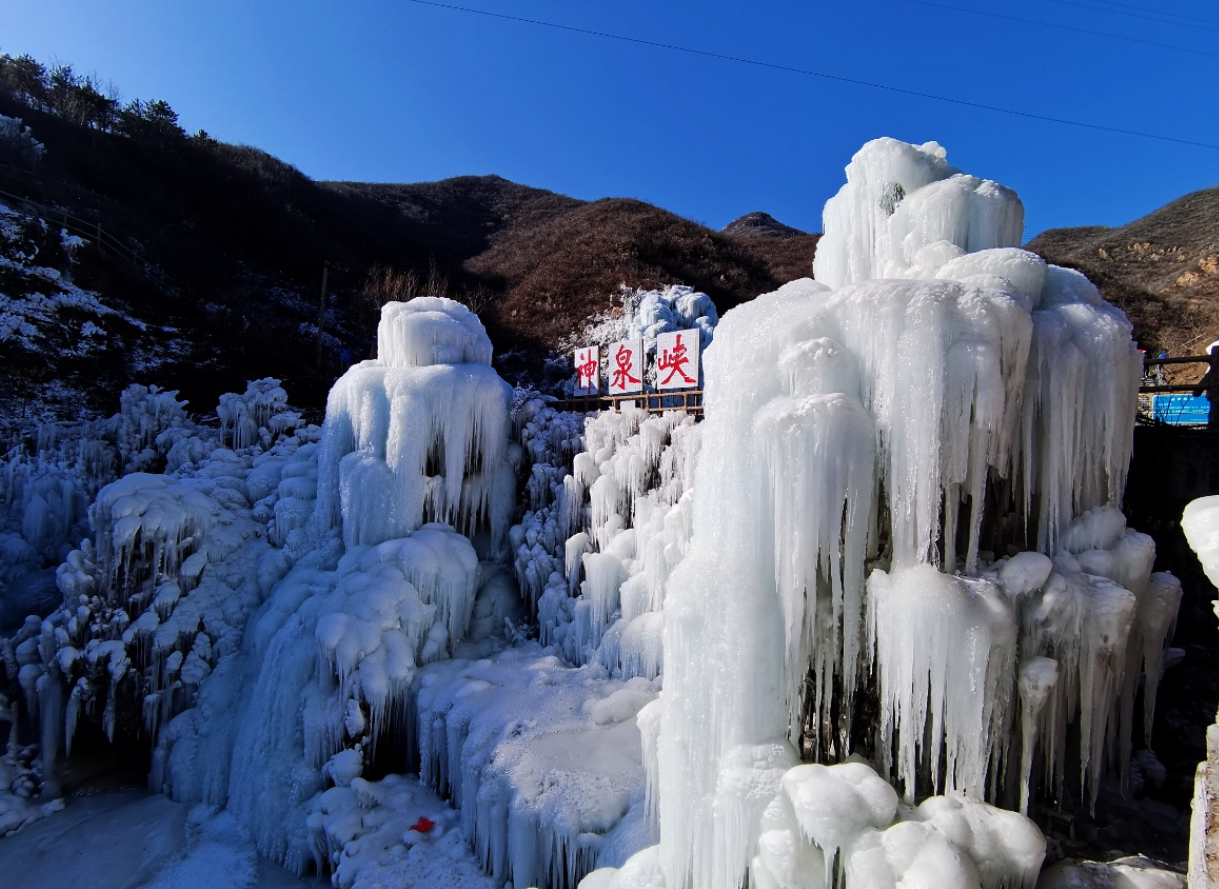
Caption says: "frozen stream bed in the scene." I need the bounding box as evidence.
[0,784,498,889]
[0,790,319,889]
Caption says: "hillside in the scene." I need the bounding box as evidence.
[721,210,820,288]
[1027,185,1219,356]
[0,89,818,421]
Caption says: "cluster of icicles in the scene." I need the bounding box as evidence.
[587,138,1181,889]
[511,403,701,679]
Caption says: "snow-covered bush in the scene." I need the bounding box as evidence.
[115,384,189,473]
[0,114,44,166]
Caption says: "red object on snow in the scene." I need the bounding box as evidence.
[409,816,436,833]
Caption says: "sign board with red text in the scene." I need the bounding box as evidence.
[573,346,601,396]
[655,330,700,391]
[607,339,644,395]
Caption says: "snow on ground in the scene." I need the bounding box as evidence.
[0,198,139,358]
[411,645,659,887]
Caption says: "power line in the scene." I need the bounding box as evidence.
[1040,0,1219,32]
[403,0,1219,151]
[1083,0,1219,27]
[903,0,1219,58]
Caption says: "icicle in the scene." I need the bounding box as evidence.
[1017,657,1058,815]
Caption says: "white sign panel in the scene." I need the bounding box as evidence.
[607,339,644,395]
[656,329,700,391]
[574,345,601,396]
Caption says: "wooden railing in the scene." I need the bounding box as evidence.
[1140,354,1211,394]
[0,174,174,288]
[551,389,704,418]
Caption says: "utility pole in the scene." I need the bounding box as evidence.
[316,262,329,372]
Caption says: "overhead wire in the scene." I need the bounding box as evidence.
[1082,0,1219,27]
[1039,0,1219,32]
[901,0,1219,58]
[402,0,1219,151]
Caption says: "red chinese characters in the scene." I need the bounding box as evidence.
[573,346,601,395]
[656,330,699,390]
[608,340,643,395]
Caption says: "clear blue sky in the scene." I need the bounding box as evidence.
[2,0,1216,241]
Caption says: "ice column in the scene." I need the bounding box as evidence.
[316,298,515,552]
[649,138,1144,889]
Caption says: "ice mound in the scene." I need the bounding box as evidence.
[592,761,1044,889]
[317,297,515,550]
[377,297,495,368]
[216,378,300,452]
[1038,856,1185,888]
[315,526,480,726]
[1183,496,1219,589]
[413,647,659,889]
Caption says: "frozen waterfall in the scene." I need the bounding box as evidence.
[590,138,1177,889]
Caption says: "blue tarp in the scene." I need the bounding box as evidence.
[1153,394,1211,425]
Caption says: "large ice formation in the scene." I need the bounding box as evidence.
[0,145,1185,889]
[0,378,322,839]
[1182,496,1219,889]
[317,298,516,552]
[145,298,518,868]
[585,138,1178,889]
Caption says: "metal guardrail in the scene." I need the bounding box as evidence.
[0,174,173,288]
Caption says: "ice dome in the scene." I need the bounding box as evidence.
[812,138,1025,289]
[377,296,495,368]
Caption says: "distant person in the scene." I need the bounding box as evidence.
[1193,342,1219,429]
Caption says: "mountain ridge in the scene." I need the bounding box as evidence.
[1026,185,1219,356]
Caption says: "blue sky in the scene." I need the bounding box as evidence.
[2,0,1216,240]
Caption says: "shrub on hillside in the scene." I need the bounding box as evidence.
[0,113,43,167]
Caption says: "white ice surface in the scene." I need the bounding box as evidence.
[0,791,312,889]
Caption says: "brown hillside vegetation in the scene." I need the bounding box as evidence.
[322,176,583,270]
[319,178,819,355]
[465,198,814,347]
[1027,186,1219,359]
[721,211,820,286]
